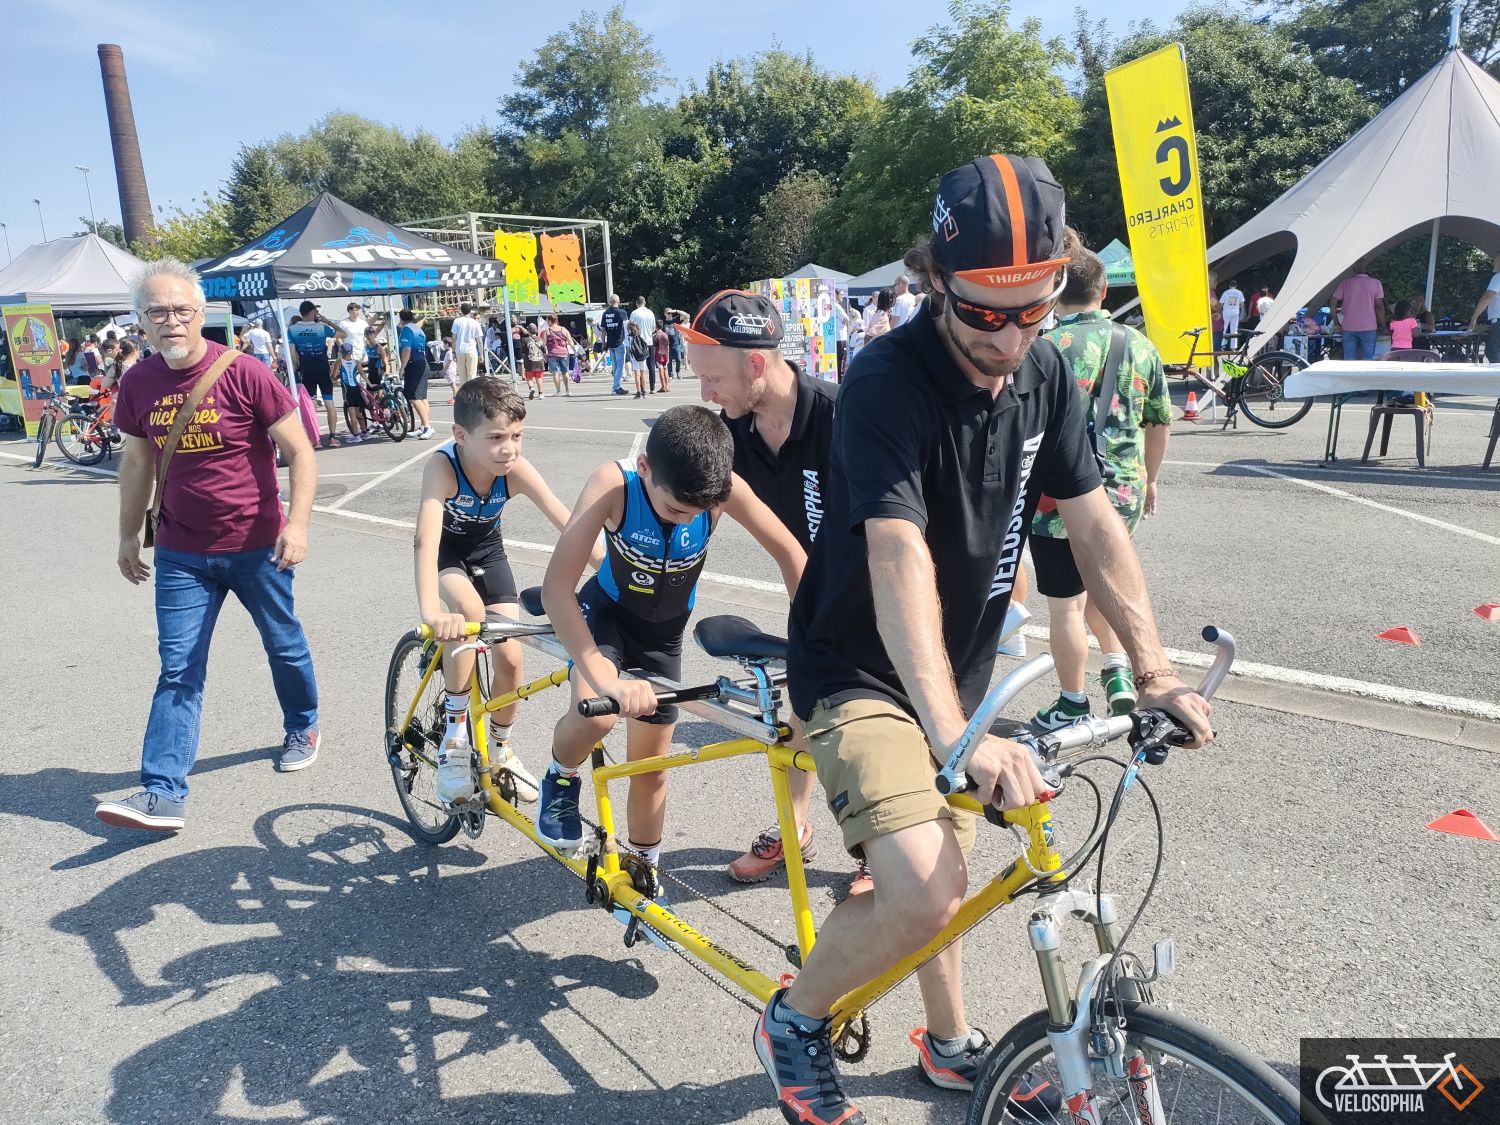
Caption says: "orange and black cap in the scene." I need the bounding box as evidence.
[680,289,784,348]
[930,154,1069,289]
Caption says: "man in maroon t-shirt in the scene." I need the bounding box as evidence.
[96,259,322,833]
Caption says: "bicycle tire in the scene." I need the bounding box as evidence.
[32,416,52,467]
[384,395,409,442]
[384,630,461,845]
[399,393,415,433]
[967,1001,1301,1125]
[56,413,108,466]
[1236,351,1312,429]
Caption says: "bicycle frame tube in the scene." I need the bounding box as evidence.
[827,798,1066,1035]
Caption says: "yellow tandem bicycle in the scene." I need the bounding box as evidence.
[384,588,1306,1123]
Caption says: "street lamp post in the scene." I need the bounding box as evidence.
[1,222,10,263]
[75,165,97,231]
[32,199,47,242]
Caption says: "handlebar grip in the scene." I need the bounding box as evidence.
[578,698,622,718]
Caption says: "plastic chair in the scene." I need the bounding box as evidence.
[1361,350,1440,467]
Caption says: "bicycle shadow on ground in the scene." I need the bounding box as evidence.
[1,747,276,871]
[51,802,856,1124]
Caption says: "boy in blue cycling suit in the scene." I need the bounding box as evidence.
[539,405,806,902]
[414,378,598,807]
[337,340,369,443]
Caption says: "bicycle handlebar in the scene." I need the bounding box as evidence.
[935,626,1237,797]
[415,619,555,643]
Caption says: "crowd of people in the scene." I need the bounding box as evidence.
[90,150,1223,1125]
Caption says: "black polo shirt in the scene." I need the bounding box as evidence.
[787,304,1100,721]
[723,364,836,552]
[601,306,627,349]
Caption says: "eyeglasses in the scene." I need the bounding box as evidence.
[943,270,1068,333]
[142,305,203,325]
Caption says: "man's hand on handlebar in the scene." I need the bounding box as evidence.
[964,734,1053,812]
[603,676,658,720]
[1138,675,1214,749]
[424,610,469,643]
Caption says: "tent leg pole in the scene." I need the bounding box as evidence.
[503,284,517,384]
[274,301,295,396]
[1423,217,1440,310]
[601,221,614,303]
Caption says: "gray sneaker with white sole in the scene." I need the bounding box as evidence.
[95,791,185,832]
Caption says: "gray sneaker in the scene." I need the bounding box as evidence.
[278,729,321,772]
[96,791,185,831]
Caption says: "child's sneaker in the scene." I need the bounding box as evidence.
[537,762,583,853]
[435,738,475,805]
[1030,694,1090,732]
[490,741,539,803]
[1100,664,1137,716]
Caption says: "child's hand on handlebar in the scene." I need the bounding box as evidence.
[604,677,659,719]
[965,734,1053,811]
[424,611,469,643]
[1138,675,1214,748]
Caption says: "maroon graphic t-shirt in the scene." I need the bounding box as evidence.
[116,342,297,554]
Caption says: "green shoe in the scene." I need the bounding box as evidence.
[1031,695,1091,732]
[1100,665,1137,716]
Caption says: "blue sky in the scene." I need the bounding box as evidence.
[1,0,1185,257]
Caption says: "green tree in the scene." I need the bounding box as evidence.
[679,50,877,288]
[221,114,492,241]
[1283,0,1500,103]
[814,1,1081,274]
[740,171,836,283]
[142,195,238,262]
[1061,12,1374,256]
[75,218,129,248]
[490,5,708,305]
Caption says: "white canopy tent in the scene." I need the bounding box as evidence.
[1208,49,1500,356]
[0,234,148,314]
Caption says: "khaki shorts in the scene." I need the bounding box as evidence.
[455,351,479,383]
[805,697,976,858]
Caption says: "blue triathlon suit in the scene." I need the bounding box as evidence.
[365,342,385,387]
[435,441,518,606]
[577,458,713,724]
[288,320,336,399]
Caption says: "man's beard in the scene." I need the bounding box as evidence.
[161,343,191,361]
[943,302,1032,382]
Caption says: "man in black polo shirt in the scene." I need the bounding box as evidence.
[682,290,850,888]
[752,154,1214,1125]
[600,293,629,395]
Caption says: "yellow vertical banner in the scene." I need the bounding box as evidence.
[1105,44,1211,366]
[494,231,540,305]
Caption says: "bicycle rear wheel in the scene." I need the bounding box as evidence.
[33,415,55,467]
[56,414,108,465]
[967,1001,1300,1125]
[1236,351,1311,429]
[384,630,460,844]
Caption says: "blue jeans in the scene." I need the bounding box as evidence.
[141,546,318,800]
[608,343,627,391]
[1343,329,1378,360]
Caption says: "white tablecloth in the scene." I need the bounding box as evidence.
[1285,361,1500,398]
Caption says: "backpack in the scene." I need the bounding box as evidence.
[523,335,545,364]
[628,333,649,360]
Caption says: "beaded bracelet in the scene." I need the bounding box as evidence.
[1132,668,1179,690]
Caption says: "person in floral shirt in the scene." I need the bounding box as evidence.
[1029,235,1172,731]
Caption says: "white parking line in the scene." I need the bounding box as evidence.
[309,501,1500,722]
[0,450,116,476]
[1165,458,1496,483]
[321,447,432,511]
[1235,464,1500,546]
[525,425,643,436]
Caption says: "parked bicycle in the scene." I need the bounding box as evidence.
[352,375,411,443]
[32,388,122,468]
[1175,326,1311,430]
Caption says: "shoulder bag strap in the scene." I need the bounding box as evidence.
[1091,323,1130,463]
[145,348,239,543]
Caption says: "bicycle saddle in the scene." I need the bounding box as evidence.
[519,586,546,617]
[694,616,787,662]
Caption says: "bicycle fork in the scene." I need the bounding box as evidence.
[1029,891,1167,1124]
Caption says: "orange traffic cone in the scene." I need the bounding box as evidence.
[1377,626,1421,645]
[1427,809,1500,841]
[1183,391,1199,421]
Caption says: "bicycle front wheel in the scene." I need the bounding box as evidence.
[384,630,460,844]
[384,395,409,442]
[56,414,108,465]
[1236,352,1311,429]
[32,416,53,467]
[967,1001,1300,1125]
